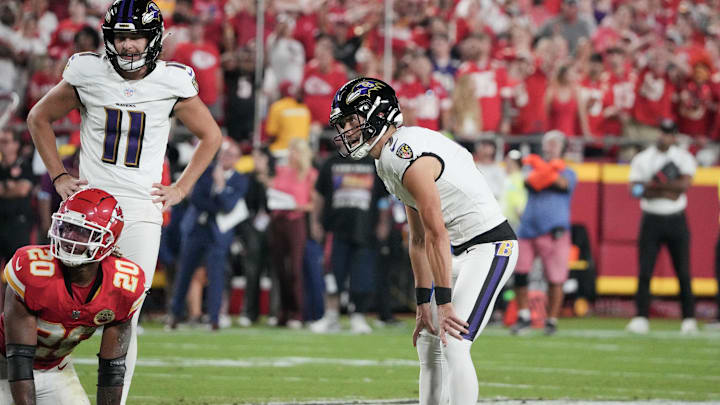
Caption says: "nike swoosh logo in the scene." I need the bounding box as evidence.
[15,258,21,272]
[58,363,68,371]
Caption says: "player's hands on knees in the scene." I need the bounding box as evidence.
[437,303,469,346]
[55,174,88,200]
[151,183,187,212]
[412,303,436,347]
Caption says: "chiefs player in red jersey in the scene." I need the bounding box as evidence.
[0,189,145,405]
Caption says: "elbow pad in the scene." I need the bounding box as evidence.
[6,343,36,382]
[97,354,126,387]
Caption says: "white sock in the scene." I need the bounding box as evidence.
[416,331,448,405]
[518,308,531,321]
[120,308,142,405]
[325,308,339,320]
[444,337,477,405]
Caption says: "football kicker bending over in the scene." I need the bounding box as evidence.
[329,77,518,405]
[26,1,222,403]
[0,188,146,405]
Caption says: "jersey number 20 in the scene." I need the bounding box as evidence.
[102,107,146,167]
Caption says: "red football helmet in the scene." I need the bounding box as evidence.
[49,188,124,266]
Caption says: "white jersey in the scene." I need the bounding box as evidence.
[63,52,199,223]
[375,126,506,246]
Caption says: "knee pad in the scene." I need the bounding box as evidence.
[514,273,528,287]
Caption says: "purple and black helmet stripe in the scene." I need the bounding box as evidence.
[460,244,511,341]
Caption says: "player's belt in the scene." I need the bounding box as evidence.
[451,221,517,256]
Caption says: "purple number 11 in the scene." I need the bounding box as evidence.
[102,107,146,167]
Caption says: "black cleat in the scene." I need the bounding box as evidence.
[510,317,532,335]
[544,319,558,336]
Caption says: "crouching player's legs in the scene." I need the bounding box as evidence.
[0,355,91,405]
[444,241,518,405]
[115,220,162,405]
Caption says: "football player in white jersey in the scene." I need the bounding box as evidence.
[330,78,518,405]
[27,1,222,403]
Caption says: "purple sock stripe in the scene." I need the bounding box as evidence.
[461,244,509,341]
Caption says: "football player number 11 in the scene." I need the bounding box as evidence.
[102,107,146,167]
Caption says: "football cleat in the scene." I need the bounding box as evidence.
[350,313,372,334]
[680,318,698,335]
[626,316,649,334]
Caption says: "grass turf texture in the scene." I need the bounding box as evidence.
[71,317,720,404]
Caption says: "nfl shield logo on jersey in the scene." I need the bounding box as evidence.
[94,309,116,325]
[124,88,134,97]
[396,143,414,159]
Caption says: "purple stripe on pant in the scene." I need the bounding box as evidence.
[461,248,508,340]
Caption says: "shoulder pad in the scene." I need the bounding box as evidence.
[163,61,199,99]
[4,246,57,303]
[63,52,105,86]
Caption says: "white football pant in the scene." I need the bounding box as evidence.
[0,356,90,405]
[417,241,517,405]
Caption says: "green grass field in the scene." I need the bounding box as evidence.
[71,317,720,404]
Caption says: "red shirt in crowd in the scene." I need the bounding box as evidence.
[172,41,221,105]
[49,19,86,57]
[396,77,449,131]
[676,78,714,137]
[511,68,548,135]
[580,76,609,137]
[456,60,509,132]
[548,90,578,136]
[632,68,675,126]
[26,70,58,111]
[301,60,348,125]
[602,68,637,135]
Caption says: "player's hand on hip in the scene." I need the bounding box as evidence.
[437,303,469,346]
[55,174,88,200]
[151,183,186,212]
[412,303,437,347]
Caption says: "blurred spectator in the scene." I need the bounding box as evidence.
[512,131,577,336]
[168,139,249,330]
[265,81,311,154]
[456,33,510,135]
[507,51,549,139]
[222,46,256,143]
[24,0,58,46]
[626,49,676,145]
[711,178,720,330]
[396,53,450,132]
[626,120,697,335]
[310,152,388,334]
[538,0,593,54]
[676,57,713,140]
[173,19,222,113]
[601,46,636,140]
[238,147,274,327]
[301,35,348,129]
[545,64,581,137]
[0,129,34,267]
[262,138,317,328]
[267,13,305,86]
[474,139,505,201]
[429,33,459,93]
[449,73,480,142]
[48,0,98,59]
[501,149,527,231]
[37,147,80,243]
[226,0,275,48]
[329,15,365,71]
[578,53,609,156]
[73,25,100,53]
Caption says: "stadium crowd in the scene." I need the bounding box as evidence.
[1,0,720,331]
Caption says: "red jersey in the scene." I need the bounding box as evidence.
[27,71,59,111]
[301,60,348,125]
[511,69,548,135]
[49,19,86,57]
[172,42,221,105]
[396,78,450,131]
[1,246,146,370]
[602,69,637,135]
[580,76,609,137]
[548,90,578,136]
[676,79,714,137]
[632,68,675,126]
[456,61,509,132]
